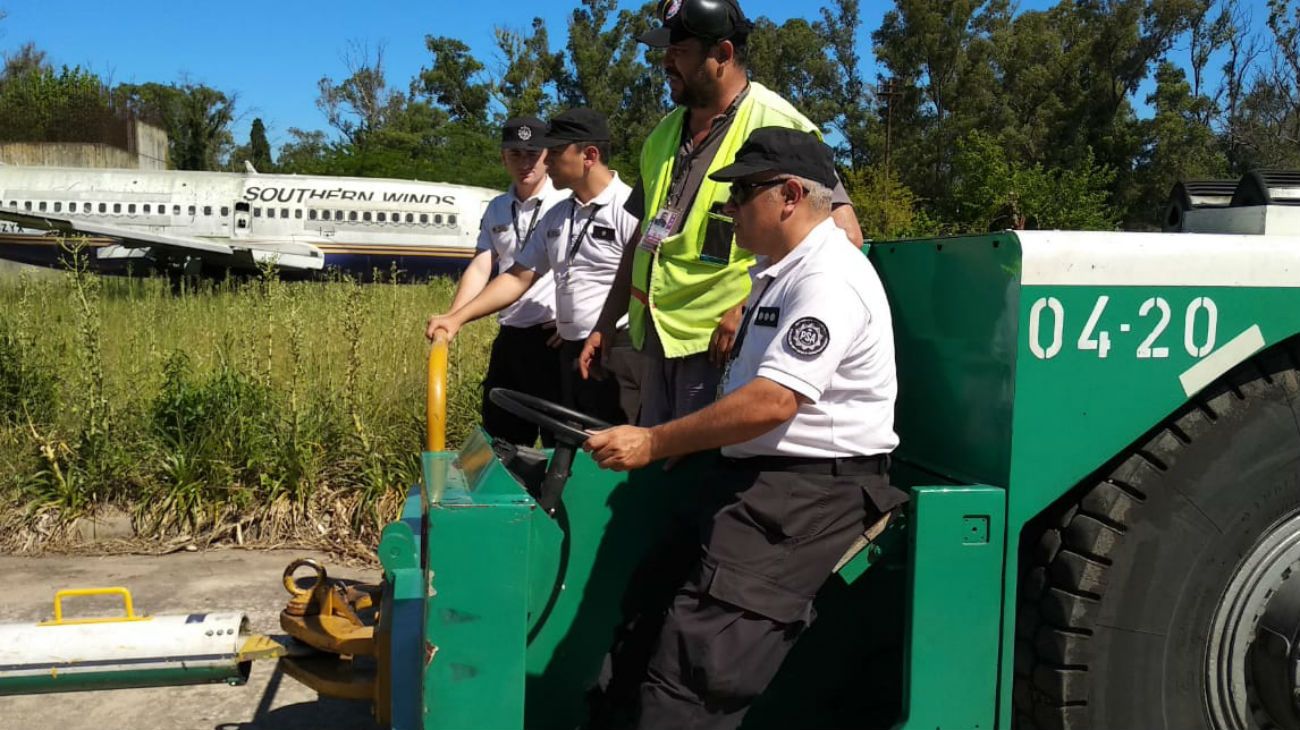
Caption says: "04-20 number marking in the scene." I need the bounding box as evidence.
[1028,296,1218,361]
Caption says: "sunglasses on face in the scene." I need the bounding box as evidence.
[727,178,803,205]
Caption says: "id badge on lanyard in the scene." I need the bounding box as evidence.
[557,282,577,325]
[639,206,681,254]
[558,201,600,326]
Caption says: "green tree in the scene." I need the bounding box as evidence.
[417,37,492,127]
[0,65,112,143]
[317,43,408,150]
[1131,62,1228,227]
[274,128,333,174]
[113,82,236,170]
[495,18,566,118]
[747,17,838,128]
[815,0,876,167]
[1224,0,1300,170]
[558,0,666,173]
[2,42,47,82]
[949,130,1117,232]
[871,0,1011,200]
[843,165,938,239]
[247,117,273,171]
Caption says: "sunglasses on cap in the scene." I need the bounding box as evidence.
[655,0,748,43]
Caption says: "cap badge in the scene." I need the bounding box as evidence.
[664,0,683,19]
[787,317,829,356]
[517,126,533,141]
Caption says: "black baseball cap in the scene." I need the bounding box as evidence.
[537,109,610,147]
[638,0,753,48]
[709,127,838,190]
[501,116,547,151]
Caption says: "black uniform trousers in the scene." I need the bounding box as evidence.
[481,323,563,447]
[559,338,628,426]
[588,454,904,730]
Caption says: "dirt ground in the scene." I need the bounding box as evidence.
[0,550,383,730]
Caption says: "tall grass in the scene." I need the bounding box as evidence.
[0,254,496,551]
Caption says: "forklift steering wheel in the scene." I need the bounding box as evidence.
[488,388,612,445]
[488,388,612,516]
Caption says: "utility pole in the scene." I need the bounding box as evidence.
[876,77,904,235]
[876,78,903,181]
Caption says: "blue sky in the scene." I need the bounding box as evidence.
[0,0,1274,151]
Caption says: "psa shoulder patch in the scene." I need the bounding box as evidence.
[786,317,829,356]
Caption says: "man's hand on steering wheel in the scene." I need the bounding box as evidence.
[584,426,655,472]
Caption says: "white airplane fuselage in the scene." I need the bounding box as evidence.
[0,166,501,278]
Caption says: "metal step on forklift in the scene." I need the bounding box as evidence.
[6,171,1300,730]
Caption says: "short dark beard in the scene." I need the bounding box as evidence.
[672,63,718,109]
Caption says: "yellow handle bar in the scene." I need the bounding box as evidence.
[41,587,150,626]
[427,333,448,453]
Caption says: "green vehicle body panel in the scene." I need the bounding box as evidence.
[876,229,1300,727]
[375,229,1300,728]
[894,486,1006,729]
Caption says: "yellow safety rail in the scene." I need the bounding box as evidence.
[426,333,449,452]
[40,587,151,626]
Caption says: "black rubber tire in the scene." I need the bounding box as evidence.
[1014,339,1300,730]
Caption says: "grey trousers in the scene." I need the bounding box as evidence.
[636,325,721,428]
[605,328,646,425]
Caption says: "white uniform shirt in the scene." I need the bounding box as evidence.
[720,218,899,458]
[515,173,638,341]
[475,180,569,328]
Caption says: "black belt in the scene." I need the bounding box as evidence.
[721,453,890,476]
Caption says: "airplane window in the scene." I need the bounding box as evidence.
[128,204,137,214]
[419,213,428,224]
[100,203,107,213]
[221,206,230,217]
[142,204,150,214]
[449,215,457,226]
[69,202,77,213]
[434,214,443,225]
[377,212,386,223]
[294,209,303,219]
[39,201,47,211]
[114,203,122,213]
[267,208,276,219]
[203,206,212,216]
[254,208,262,217]
[406,213,414,223]
[23,201,31,211]
[54,202,62,212]
[188,205,196,216]
[349,211,357,221]
[363,212,372,222]
[280,208,289,218]
[309,210,318,220]
[173,205,181,215]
